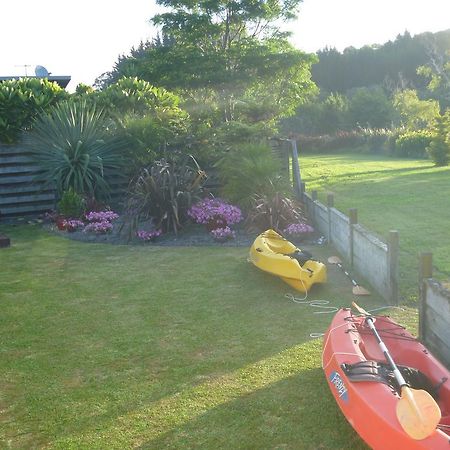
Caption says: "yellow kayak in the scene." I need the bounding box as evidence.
[249,229,327,292]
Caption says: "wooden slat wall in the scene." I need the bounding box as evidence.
[0,141,128,218]
[0,141,56,218]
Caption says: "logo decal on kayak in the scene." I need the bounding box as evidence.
[329,371,349,403]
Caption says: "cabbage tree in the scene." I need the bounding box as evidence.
[29,100,126,200]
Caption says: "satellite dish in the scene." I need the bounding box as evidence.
[35,65,49,77]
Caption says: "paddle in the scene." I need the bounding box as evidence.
[327,256,370,296]
[352,302,441,440]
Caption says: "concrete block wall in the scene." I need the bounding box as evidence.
[303,190,399,304]
[353,225,390,300]
[329,208,350,260]
[419,254,450,369]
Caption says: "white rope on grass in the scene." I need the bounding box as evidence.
[285,291,404,340]
[285,293,339,314]
[285,291,340,338]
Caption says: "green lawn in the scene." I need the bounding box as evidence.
[299,152,450,302]
[0,225,417,449]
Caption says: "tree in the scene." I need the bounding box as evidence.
[427,112,450,166]
[347,87,394,129]
[103,1,317,127]
[393,89,439,129]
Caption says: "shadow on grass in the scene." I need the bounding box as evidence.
[140,367,368,450]
[307,164,434,184]
[48,342,368,450]
[0,227,385,449]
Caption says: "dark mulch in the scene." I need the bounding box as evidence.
[44,220,325,248]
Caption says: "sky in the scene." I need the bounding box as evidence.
[1,0,449,92]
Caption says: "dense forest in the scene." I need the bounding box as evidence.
[313,30,450,94]
[282,28,450,142]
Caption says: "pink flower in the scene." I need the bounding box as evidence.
[84,220,113,234]
[188,198,242,227]
[283,223,314,236]
[136,229,162,241]
[210,226,235,241]
[85,210,119,223]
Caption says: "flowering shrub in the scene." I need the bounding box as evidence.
[283,223,314,236]
[83,221,113,234]
[85,210,119,223]
[188,198,242,230]
[136,229,162,242]
[62,219,85,232]
[210,226,236,242]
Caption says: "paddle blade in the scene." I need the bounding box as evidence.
[352,285,371,296]
[327,256,342,264]
[352,301,370,315]
[396,387,441,440]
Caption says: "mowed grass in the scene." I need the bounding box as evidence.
[0,225,417,449]
[300,152,450,302]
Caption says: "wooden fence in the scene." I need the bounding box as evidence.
[0,140,56,218]
[0,140,128,219]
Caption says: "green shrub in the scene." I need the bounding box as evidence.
[427,113,450,166]
[0,78,67,143]
[362,128,391,153]
[57,188,86,218]
[216,143,288,210]
[296,131,366,152]
[98,77,189,165]
[348,87,395,129]
[394,130,433,158]
[29,100,127,199]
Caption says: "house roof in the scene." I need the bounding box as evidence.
[0,75,71,89]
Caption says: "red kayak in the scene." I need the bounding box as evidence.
[323,308,450,449]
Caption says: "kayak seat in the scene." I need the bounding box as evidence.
[341,361,391,385]
[342,361,439,400]
[287,250,313,266]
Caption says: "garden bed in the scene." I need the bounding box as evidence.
[45,220,325,248]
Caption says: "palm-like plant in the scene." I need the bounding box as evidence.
[124,155,206,235]
[245,181,307,232]
[29,100,126,199]
[216,142,288,210]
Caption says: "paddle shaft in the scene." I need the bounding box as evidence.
[336,262,361,288]
[363,315,407,389]
[328,257,370,295]
[353,302,441,439]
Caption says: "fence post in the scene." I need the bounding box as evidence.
[349,208,358,267]
[388,230,399,306]
[290,139,302,200]
[300,182,306,200]
[418,252,433,342]
[311,190,318,224]
[327,193,334,244]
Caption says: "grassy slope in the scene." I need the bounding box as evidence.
[300,152,450,302]
[0,225,413,449]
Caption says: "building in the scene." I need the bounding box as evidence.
[0,65,71,89]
